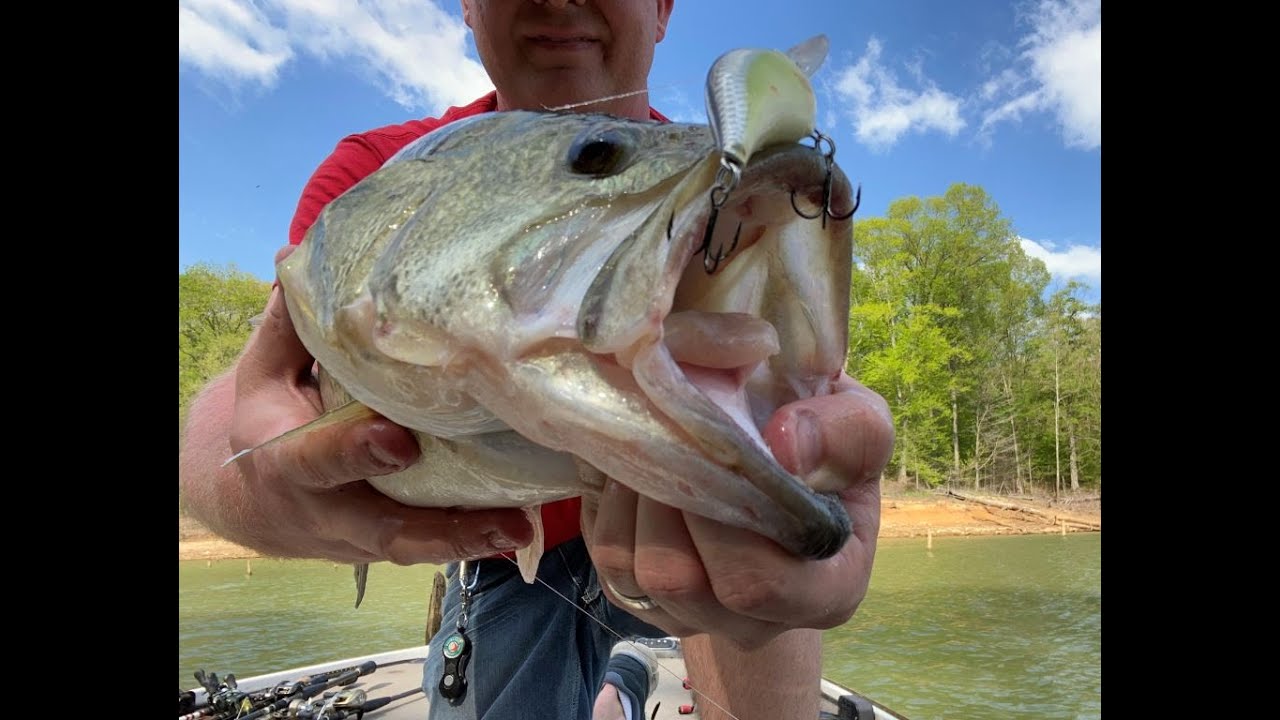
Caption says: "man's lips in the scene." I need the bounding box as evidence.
[525,33,600,49]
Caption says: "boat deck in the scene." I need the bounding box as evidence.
[183,641,906,719]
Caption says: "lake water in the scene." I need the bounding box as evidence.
[179,532,1100,719]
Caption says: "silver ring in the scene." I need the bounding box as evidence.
[602,576,658,612]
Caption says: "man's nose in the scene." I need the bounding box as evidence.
[535,0,586,8]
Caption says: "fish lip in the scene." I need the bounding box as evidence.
[667,143,854,278]
[729,143,854,214]
[797,493,853,559]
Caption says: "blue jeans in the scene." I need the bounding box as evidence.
[422,537,666,719]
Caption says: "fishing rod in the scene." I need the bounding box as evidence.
[287,687,425,719]
[235,662,376,720]
[175,661,376,720]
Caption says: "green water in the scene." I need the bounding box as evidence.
[823,533,1100,719]
[179,533,1099,719]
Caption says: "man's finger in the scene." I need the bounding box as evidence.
[307,482,536,564]
[631,499,779,646]
[251,415,421,491]
[236,283,317,394]
[237,242,313,392]
[586,479,642,595]
[274,243,298,265]
[683,511,869,630]
[763,376,894,488]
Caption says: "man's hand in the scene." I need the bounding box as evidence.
[581,374,893,647]
[180,245,534,564]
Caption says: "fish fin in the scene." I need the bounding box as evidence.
[354,562,369,608]
[573,458,608,491]
[514,506,545,584]
[371,318,456,367]
[786,34,830,77]
[221,400,379,467]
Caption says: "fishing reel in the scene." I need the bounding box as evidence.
[287,688,368,719]
[193,669,253,715]
[270,680,306,701]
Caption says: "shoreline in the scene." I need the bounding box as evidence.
[180,494,1099,561]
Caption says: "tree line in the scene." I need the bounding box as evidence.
[847,183,1099,495]
[178,182,1099,497]
[178,263,272,430]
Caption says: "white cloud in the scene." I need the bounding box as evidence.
[979,68,1021,102]
[981,0,1101,149]
[178,0,292,86]
[178,0,493,112]
[1020,236,1101,282]
[653,87,703,124]
[829,38,965,151]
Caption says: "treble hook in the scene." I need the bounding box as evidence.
[789,129,861,227]
[792,178,861,226]
[828,183,861,222]
[702,221,742,274]
[698,158,742,274]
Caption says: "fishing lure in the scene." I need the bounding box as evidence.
[699,35,856,271]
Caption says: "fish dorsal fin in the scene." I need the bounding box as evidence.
[221,400,379,467]
[786,34,830,77]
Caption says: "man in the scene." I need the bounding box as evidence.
[177,1,895,718]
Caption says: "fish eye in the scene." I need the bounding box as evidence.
[567,129,630,177]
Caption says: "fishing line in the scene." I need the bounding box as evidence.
[500,555,742,720]
[540,81,701,113]
[543,88,649,111]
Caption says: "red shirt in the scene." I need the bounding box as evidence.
[288,91,670,553]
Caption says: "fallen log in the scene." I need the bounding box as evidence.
[1056,493,1102,504]
[945,489,1101,531]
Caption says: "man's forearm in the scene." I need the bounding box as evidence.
[683,629,822,720]
[179,371,262,549]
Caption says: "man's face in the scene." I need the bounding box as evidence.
[461,0,674,118]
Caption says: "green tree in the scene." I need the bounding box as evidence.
[847,183,1051,489]
[1029,284,1101,494]
[968,250,1051,492]
[178,263,271,428]
[848,297,964,487]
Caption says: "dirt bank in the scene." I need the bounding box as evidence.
[876,492,1100,538]
[180,492,1099,561]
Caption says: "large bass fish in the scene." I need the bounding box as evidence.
[246,36,862,596]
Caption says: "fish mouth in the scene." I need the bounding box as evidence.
[582,143,857,559]
[667,144,856,423]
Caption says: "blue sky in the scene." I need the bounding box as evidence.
[179,0,1101,302]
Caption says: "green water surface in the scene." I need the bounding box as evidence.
[179,533,1100,719]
